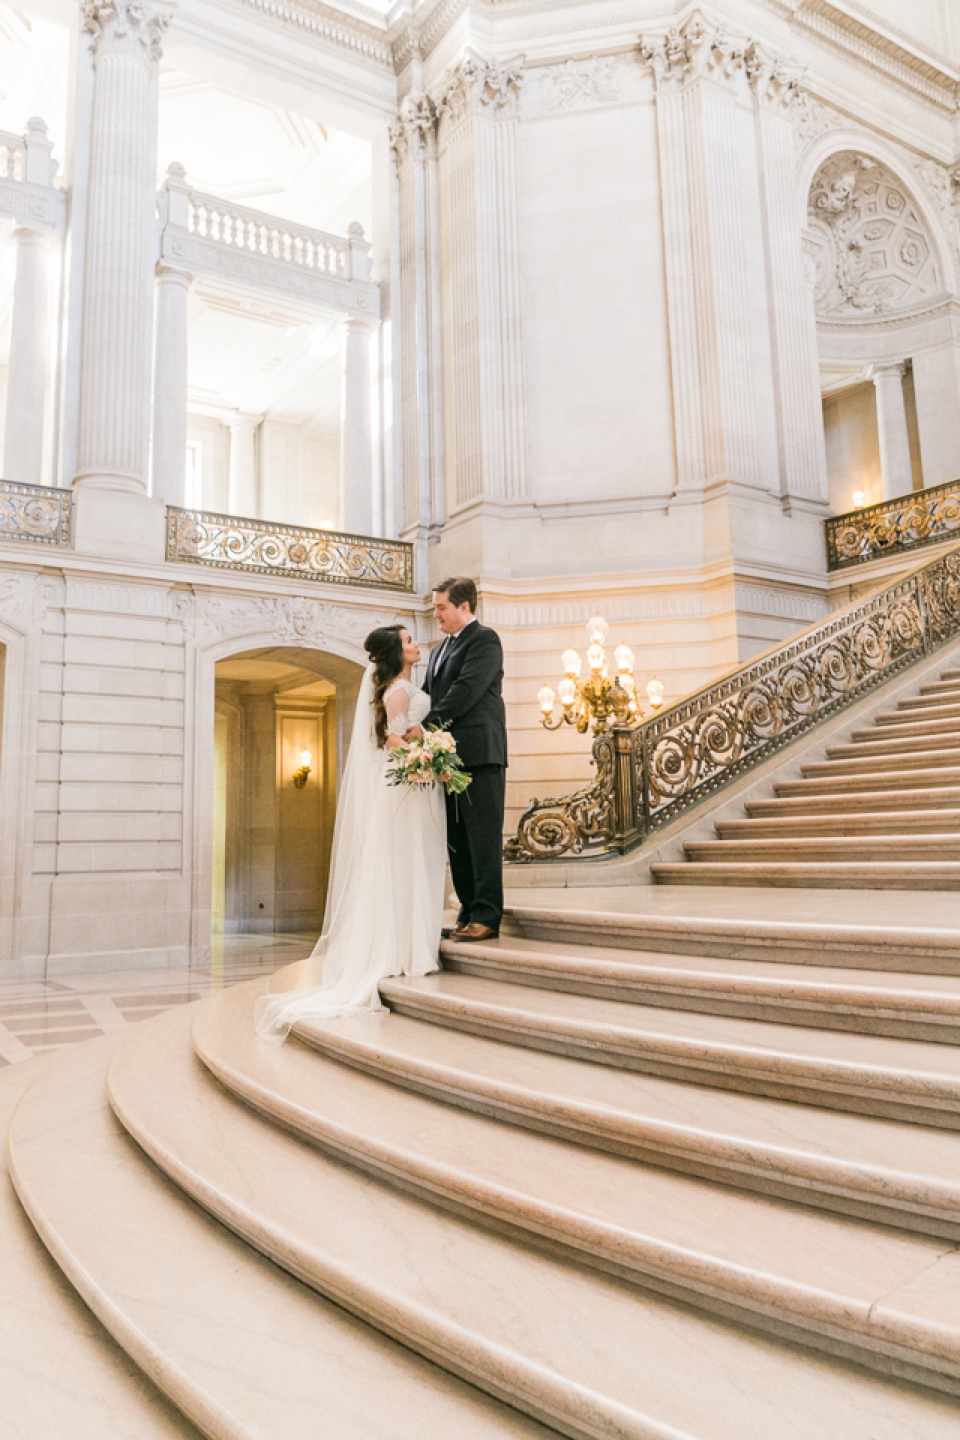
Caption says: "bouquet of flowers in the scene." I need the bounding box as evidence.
[385,725,472,798]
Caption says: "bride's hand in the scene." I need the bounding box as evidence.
[404,724,424,741]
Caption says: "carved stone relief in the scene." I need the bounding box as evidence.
[807,151,944,316]
[523,56,631,116]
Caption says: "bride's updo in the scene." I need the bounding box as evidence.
[365,625,405,748]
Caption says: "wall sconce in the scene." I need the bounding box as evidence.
[293,748,312,788]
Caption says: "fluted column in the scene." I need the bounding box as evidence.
[872,362,913,499]
[340,313,377,535]
[227,413,260,517]
[3,225,53,485]
[74,0,173,493]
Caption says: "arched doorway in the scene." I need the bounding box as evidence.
[211,647,363,939]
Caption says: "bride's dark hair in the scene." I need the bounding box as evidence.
[365,625,405,748]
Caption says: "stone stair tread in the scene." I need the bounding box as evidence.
[717,813,960,837]
[776,768,960,794]
[0,1061,202,1440]
[184,987,960,1370]
[830,736,960,756]
[6,1033,550,1440]
[803,751,960,775]
[291,995,960,1227]
[378,971,960,1083]
[107,1005,960,1418]
[749,790,960,815]
[687,836,960,855]
[651,861,960,891]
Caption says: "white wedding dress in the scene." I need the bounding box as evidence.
[254,668,446,1042]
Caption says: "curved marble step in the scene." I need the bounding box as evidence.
[108,1004,960,1419]
[775,766,960,796]
[683,838,960,863]
[652,860,960,890]
[0,1062,202,1440]
[438,936,960,1042]
[716,812,960,838]
[876,707,960,728]
[378,972,960,1126]
[290,999,960,1237]
[507,903,960,973]
[6,1033,551,1440]
[184,984,960,1386]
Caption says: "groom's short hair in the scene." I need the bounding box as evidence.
[434,576,477,613]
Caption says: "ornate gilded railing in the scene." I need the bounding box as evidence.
[0,479,73,547]
[506,544,960,862]
[165,507,414,592]
[825,479,960,571]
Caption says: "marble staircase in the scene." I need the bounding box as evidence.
[652,661,960,888]
[6,658,960,1436]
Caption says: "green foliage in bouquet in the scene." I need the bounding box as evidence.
[385,724,473,796]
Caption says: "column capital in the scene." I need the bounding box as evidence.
[869,360,908,382]
[639,8,801,106]
[83,0,175,65]
[436,49,525,126]
[156,260,193,285]
[388,92,437,167]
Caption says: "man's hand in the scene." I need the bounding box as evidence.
[404,724,424,741]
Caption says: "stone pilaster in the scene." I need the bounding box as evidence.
[74,0,174,495]
[227,413,260,518]
[3,224,54,486]
[435,51,528,510]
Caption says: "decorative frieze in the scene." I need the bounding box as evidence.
[195,592,402,649]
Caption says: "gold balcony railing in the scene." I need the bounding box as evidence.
[506,543,960,863]
[165,507,414,592]
[825,479,960,571]
[0,479,73,547]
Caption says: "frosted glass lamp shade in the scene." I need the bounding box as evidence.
[561,648,582,678]
[586,642,605,672]
[557,677,577,707]
[614,643,634,675]
[646,676,665,710]
[586,613,609,645]
[538,684,556,715]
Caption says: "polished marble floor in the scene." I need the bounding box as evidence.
[0,934,317,1066]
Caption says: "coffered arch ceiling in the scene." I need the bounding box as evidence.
[807,151,945,318]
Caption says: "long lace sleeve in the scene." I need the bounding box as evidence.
[385,682,412,738]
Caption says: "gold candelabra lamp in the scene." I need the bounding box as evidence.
[537,615,665,736]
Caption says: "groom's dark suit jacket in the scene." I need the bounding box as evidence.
[423,621,507,769]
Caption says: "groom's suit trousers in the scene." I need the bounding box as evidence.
[445,763,505,930]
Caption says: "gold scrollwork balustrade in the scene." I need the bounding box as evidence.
[506,545,960,863]
[0,479,73,547]
[826,478,960,571]
[166,508,414,592]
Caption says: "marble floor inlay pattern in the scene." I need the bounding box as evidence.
[0,935,315,1066]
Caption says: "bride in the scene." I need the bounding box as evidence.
[254,625,446,1042]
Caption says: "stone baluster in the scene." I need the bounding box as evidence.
[152,163,192,506]
[3,223,54,485]
[871,362,914,499]
[227,413,260,518]
[74,0,173,495]
[340,311,377,536]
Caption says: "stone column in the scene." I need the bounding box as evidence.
[871,362,913,499]
[74,0,173,494]
[389,94,441,546]
[435,51,528,508]
[3,225,53,485]
[227,413,260,518]
[151,265,191,507]
[340,314,377,535]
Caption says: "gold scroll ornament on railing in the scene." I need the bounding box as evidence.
[826,478,960,571]
[166,508,414,592]
[506,544,960,862]
[0,479,73,546]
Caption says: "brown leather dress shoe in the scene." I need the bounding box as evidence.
[440,923,468,939]
[452,923,499,942]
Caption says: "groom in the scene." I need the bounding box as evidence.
[420,576,507,941]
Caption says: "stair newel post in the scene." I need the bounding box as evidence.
[610,722,641,852]
[915,571,932,656]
